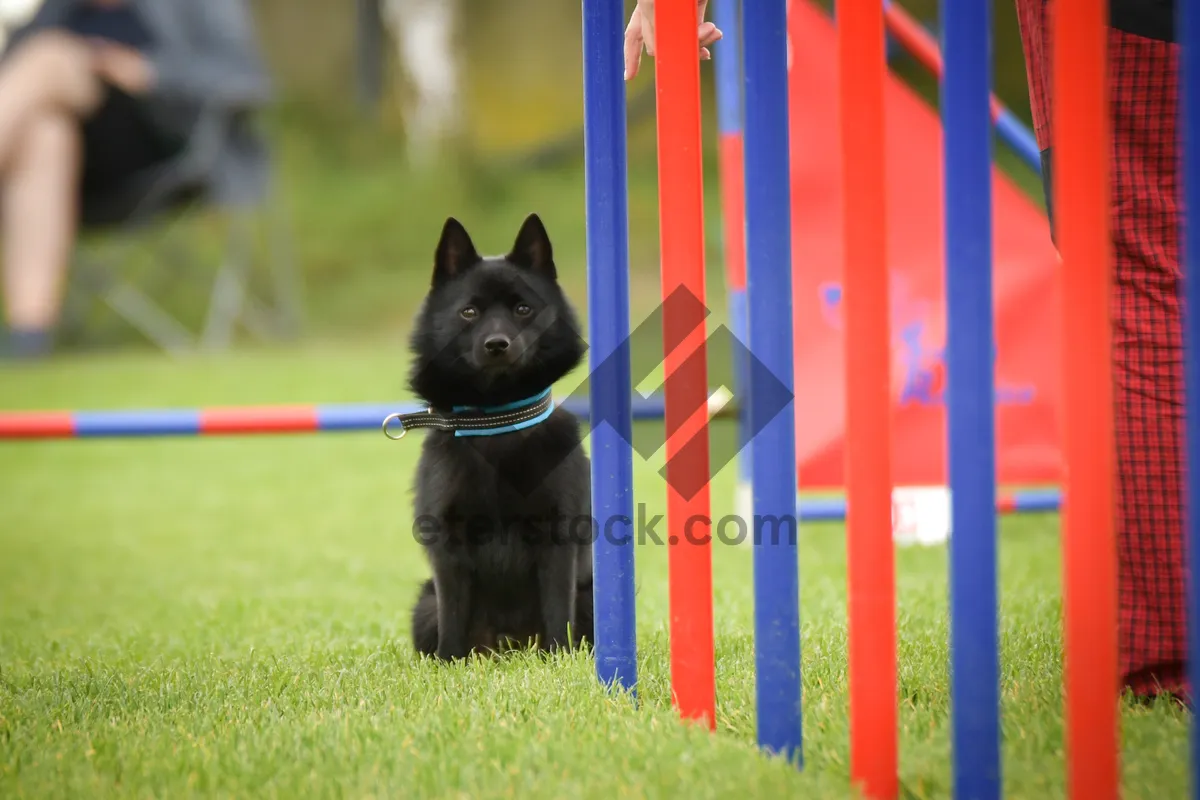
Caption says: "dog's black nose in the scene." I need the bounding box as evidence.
[484,335,510,355]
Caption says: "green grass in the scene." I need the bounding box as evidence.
[0,347,1191,799]
[0,3,1147,794]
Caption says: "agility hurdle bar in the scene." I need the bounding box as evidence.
[0,396,734,439]
[0,401,1060,516]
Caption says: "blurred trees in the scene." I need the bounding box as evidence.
[249,0,1034,153]
[251,0,589,160]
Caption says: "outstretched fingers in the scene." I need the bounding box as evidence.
[624,9,724,80]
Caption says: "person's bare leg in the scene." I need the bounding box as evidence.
[1,111,82,354]
[0,31,100,173]
[0,32,101,355]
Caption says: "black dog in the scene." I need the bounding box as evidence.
[406,214,594,661]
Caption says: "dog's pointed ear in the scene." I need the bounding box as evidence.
[433,217,480,286]
[508,213,556,279]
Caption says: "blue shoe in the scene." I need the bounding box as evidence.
[2,327,54,360]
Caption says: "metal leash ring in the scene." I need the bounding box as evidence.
[381,413,407,440]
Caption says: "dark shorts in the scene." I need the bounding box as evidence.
[79,84,184,202]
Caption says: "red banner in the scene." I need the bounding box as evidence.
[787,1,1062,489]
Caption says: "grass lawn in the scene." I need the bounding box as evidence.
[0,346,1191,799]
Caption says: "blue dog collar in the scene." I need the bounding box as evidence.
[383,388,555,439]
[451,388,555,437]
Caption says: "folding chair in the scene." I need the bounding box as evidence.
[60,103,304,355]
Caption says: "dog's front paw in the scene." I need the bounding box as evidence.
[539,634,569,656]
[436,642,470,663]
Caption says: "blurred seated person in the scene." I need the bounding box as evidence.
[0,0,271,359]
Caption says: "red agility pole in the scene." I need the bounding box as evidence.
[1053,1,1120,797]
[838,0,897,796]
[654,0,717,728]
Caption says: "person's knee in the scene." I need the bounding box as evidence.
[4,31,102,114]
[14,112,81,172]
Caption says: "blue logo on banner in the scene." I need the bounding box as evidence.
[818,280,1035,407]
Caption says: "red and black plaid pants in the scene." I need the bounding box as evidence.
[1015,0,1186,698]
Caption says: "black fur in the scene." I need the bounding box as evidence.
[408,214,594,661]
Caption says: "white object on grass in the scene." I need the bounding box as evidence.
[891,485,951,546]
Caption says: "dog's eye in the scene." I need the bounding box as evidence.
[460,306,478,320]
[514,303,532,317]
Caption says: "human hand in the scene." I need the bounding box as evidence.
[624,0,722,81]
[89,40,154,94]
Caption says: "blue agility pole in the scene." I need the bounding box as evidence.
[712,0,753,521]
[941,0,1001,796]
[880,0,1041,174]
[743,0,803,765]
[581,0,639,696]
[1180,0,1200,793]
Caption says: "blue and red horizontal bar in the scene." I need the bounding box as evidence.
[0,398,1064,518]
[797,488,1060,521]
[0,397,693,438]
